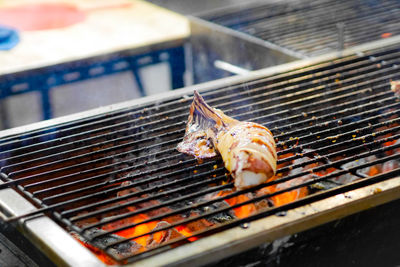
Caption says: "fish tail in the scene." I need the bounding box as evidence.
[191,90,236,128]
[177,91,235,158]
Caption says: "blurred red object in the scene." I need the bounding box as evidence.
[0,3,86,31]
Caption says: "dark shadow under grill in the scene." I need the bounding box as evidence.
[1,43,400,264]
[201,0,400,56]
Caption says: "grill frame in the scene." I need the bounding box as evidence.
[199,0,400,57]
[188,15,302,84]
[0,180,103,267]
[1,36,400,266]
[189,0,400,84]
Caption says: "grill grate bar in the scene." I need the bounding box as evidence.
[6,79,393,181]
[254,1,397,41]
[1,121,186,172]
[274,99,400,141]
[63,171,228,219]
[219,66,399,121]
[1,91,397,196]
[205,0,337,29]
[69,130,400,235]
[5,107,399,224]
[32,152,189,197]
[76,174,230,228]
[6,94,395,201]
[5,60,399,175]
[0,49,396,160]
[121,166,400,264]
[97,150,400,253]
[8,132,180,178]
[1,45,397,157]
[275,21,399,53]
[278,25,400,56]
[9,118,398,225]
[0,114,181,165]
[0,107,136,145]
[35,152,190,200]
[35,98,400,203]
[280,125,400,172]
[2,158,222,222]
[237,0,388,37]
[266,91,393,135]
[203,0,400,55]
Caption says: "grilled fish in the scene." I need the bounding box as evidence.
[177,91,277,190]
[390,80,400,96]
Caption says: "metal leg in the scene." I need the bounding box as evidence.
[0,98,9,130]
[131,67,146,97]
[40,86,52,121]
[169,46,186,89]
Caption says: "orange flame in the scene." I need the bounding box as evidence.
[313,167,337,177]
[368,166,380,176]
[256,175,308,207]
[276,152,295,169]
[381,32,392,38]
[175,225,198,242]
[102,214,158,247]
[379,133,398,156]
[217,190,256,218]
[270,186,308,207]
[169,212,214,242]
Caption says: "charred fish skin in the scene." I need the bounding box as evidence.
[177,90,277,190]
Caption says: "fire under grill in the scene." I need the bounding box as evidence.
[1,40,400,266]
[200,0,400,57]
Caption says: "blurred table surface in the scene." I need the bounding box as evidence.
[0,0,189,75]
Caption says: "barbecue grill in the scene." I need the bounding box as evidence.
[190,0,400,83]
[1,36,400,266]
[200,0,400,57]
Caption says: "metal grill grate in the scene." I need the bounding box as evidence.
[200,0,400,57]
[1,43,400,264]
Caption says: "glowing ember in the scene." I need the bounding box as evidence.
[102,214,158,247]
[175,225,198,242]
[73,123,400,265]
[217,190,257,218]
[381,32,392,38]
[71,229,142,265]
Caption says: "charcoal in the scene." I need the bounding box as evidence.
[337,155,379,184]
[310,180,341,191]
[146,221,184,248]
[81,228,142,260]
[203,201,234,223]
